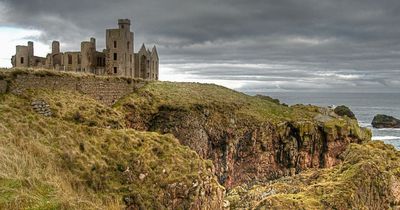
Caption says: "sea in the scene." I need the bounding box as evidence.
[251,92,400,150]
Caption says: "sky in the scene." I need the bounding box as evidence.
[0,0,400,92]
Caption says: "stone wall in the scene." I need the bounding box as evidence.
[0,71,146,106]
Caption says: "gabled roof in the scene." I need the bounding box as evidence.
[151,46,159,59]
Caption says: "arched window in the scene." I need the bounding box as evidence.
[20,57,24,64]
[127,42,130,50]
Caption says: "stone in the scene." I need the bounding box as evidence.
[0,80,8,94]
[372,114,400,128]
[334,105,357,120]
[139,173,146,180]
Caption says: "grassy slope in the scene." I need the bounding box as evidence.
[0,89,222,209]
[115,81,320,122]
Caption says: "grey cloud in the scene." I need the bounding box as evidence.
[1,0,400,92]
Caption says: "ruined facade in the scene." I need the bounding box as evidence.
[11,19,159,80]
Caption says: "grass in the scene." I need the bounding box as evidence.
[115,81,322,124]
[0,89,223,209]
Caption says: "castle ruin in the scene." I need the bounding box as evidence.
[11,19,159,80]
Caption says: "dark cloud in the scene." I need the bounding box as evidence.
[1,0,400,92]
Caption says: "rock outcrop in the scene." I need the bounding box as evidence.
[117,82,371,189]
[334,105,357,120]
[372,114,400,128]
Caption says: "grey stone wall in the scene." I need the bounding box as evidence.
[2,73,146,106]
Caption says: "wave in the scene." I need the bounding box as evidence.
[372,136,400,140]
[358,122,371,127]
[374,128,400,131]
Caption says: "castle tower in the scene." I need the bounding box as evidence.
[14,41,32,68]
[81,38,96,73]
[105,19,134,77]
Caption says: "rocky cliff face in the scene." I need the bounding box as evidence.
[116,82,371,189]
[226,141,400,209]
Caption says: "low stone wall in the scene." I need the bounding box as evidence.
[0,70,147,106]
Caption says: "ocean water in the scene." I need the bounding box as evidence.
[251,92,400,150]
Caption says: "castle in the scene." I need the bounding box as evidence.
[11,19,159,80]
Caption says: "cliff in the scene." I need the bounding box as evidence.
[0,69,398,210]
[115,82,371,189]
[227,141,400,209]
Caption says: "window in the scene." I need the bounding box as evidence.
[114,41,117,48]
[68,55,72,64]
[114,67,117,74]
[78,56,81,64]
[20,57,24,64]
[113,53,117,61]
[127,42,130,50]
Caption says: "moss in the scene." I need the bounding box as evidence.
[227,141,400,209]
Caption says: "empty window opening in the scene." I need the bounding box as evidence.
[127,42,130,50]
[68,55,72,64]
[113,53,117,60]
[114,41,117,48]
[78,56,81,64]
[20,57,24,64]
[114,67,118,74]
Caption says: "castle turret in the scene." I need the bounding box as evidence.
[118,19,131,30]
[52,41,60,54]
[28,41,34,58]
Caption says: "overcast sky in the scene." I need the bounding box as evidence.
[0,0,400,92]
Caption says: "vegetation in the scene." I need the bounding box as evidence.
[0,89,223,209]
[115,81,326,124]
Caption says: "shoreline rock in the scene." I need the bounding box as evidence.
[372,114,400,128]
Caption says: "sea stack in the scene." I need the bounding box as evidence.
[372,114,400,128]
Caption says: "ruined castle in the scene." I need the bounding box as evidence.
[11,19,159,80]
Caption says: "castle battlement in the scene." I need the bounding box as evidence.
[11,19,159,80]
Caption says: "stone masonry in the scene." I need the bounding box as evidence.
[11,19,159,80]
[0,71,147,106]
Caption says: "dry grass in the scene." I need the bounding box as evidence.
[0,89,222,209]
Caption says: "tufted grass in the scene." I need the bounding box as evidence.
[0,90,222,209]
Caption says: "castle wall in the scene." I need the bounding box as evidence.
[62,52,81,71]
[2,71,146,106]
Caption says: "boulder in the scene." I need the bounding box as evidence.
[372,114,400,128]
[334,105,357,120]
